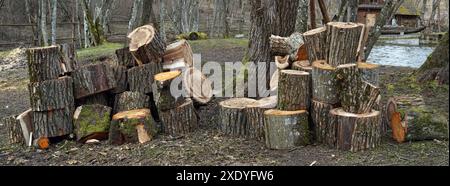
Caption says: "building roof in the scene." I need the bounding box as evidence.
[396,0,420,16]
[359,4,384,10]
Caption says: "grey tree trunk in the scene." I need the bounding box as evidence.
[421,0,428,25]
[336,0,348,21]
[128,0,142,34]
[347,0,359,22]
[159,0,166,41]
[296,0,308,33]
[41,0,49,46]
[51,0,57,45]
[429,0,442,30]
[141,0,157,28]
[83,0,90,48]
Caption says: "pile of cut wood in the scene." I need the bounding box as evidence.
[2,25,213,149]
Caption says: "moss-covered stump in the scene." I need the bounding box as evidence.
[73,63,117,99]
[264,109,311,150]
[277,70,310,111]
[26,46,65,82]
[127,62,163,94]
[113,91,150,114]
[219,98,257,137]
[2,115,25,145]
[245,96,278,141]
[115,47,137,68]
[397,106,449,141]
[128,25,166,65]
[109,109,157,145]
[28,76,74,111]
[33,108,73,138]
[312,61,339,104]
[153,71,185,111]
[73,104,112,143]
[159,99,198,136]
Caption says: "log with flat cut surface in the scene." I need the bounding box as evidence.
[311,61,339,105]
[2,115,24,145]
[26,46,66,82]
[163,39,193,70]
[33,107,73,138]
[113,91,150,114]
[245,96,278,141]
[115,47,137,68]
[153,71,185,111]
[128,25,166,65]
[109,109,157,145]
[311,100,335,144]
[358,62,380,87]
[303,27,327,63]
[183,67,213,105]
[326,22,364,66]
[219,98,257,137]
[73,104,112,143]
[277,70,310,111]
[127,62,163,94]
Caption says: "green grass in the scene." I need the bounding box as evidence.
[76,42,123,61]
[0,50,12,58]
[189,38,248,52]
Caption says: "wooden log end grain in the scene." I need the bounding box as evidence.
[183,67,213,105]
[163,39,193,68]
[275,55,290,70]
[109,109,157,145]
[128,25,166,65]
[219,98,257,137]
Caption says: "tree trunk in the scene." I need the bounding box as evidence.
[159,0,166,41]
[311,100,335,144]
[81,0,106,46]
[264,109,311,149]
[277,70,310,111]
[336,0,348,22]
[73,104,112,142]
[358,62,380,86]
[51,0,57,45]
[159,99,198,136]
[317,0,331,24]
[109,109,157,145]
[245,96,277,141]
[26,46,66,82]
[29,76,74,112]
[153,71,185,111]
[2,115,24,145]
[41,0,49,46]
[115,47,137,68]
[296,0,309,33]
[428,0,442,29]
[127,62,163,94]
[303,27,328,63]
[310,0,317,29]
[72,63,117,99]
[417,32,449,84]
[128,25,166,65]
[311,61,339,104]
[326,22,364,67]
[347,0,359,22]
[33,107,73,138]
[219,98,257,137]
[140,0,157,27]
[128,0,142,35]
[113,91,150,114]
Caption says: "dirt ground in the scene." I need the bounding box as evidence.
[0,40,448,166]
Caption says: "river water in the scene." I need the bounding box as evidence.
[367,38,435,68]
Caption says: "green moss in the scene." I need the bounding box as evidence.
[76,42,123,62]
[75,105,111,139]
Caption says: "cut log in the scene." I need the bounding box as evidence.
[303,27,328,63]
[292,60,313,98]
[275,55,290,70]
[33,107,73,138]
[326,22,364,66]
[109,65,128,94]
[128,25,166,65]
[311,100,335,144]
[159,99,198,136]
[391,112,406,143]
[153,71,185,111]
[336,64,380,114]
[264,109,311,149]
[219,98,257,137]
[73,104,112,143]
[295,45,308,61]
[115,47,137,68]
[127,62,163,94]
[2,115,24,145]
[28,76,74,111]
[26,46,65,82]
[58,43,79,73]
[76,92,110,107]
[113,91,150,114]
[17,109,33,146]
[277,70,310,111]
[73,63,117,99]
[245,96,278,141]
[269,32,303,58]
[109,109,157,145]
[358,62,380,86]
[183,67,213,105]
[329,108,382,152]
[163,39,193,68]
[311,61,339,104]
[33,137,50,150]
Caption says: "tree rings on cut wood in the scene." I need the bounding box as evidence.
[264,109,311,149]
[303,27,328,63]
[311,61,339,104]
[153,71,185,111]
[311,100,335,144]
[163,39,193,69]
[357,62,380,86]
[277,70,310,111]
[26,46,65,82]
[73,63,117,99]
[128,25,166,65]
[329,108,382,152]
[2,115,25,145]
[29,76,74,111]
[109,109,157,145]
[183,67,213,105]
[245,96,278,141]
[33,137,50,150]
[115,47,137,68]
[73,104,112,143]
[292,60,311,71]
[33,107,73,138]
[219,98,257,137]
[275,55,290,70]
[127,62,163,94]
[113,91,150,114]
[326,22,364,66]
[159,99,198,136]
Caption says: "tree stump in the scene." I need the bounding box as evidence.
[2,115,24,145]
[110,65,128,94]
[326,22,364,66]
[159,99,198,136]
[245,96,278,141]
[277,70,310,111]
[357,62,380,87]
[264,109,311,149]
[109,109,157,145]
[311,100,335,144]
[303,27,328,63]
[73,63,117,99]
[58,43,79,73]
[33,108,73,138]
[275,55,290,70]
[26,46,65,82]
[28,76,74,111]
[127,62,163,94]
[163,39,193,69]
[113,91,150,114]
[153,71,185,111]
[128,25,166,65]
[115,47,137,68]
[73,104,112,143]
[219,98,257,137]
[17,109,33,146]
[336,64,380,114]
[312,61,339,104]
[329,108,382,152]
[183,67,213,105]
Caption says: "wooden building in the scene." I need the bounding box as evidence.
[357,0,421,28]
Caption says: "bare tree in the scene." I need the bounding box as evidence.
[128,0,142,34]
[159,0,166,40]
[336,0,348,21]
[51,0,58,45]
[81,0,107,46]
[429,0,442,31]
[141,0,158,27]
[168,0,200,34]
[347,0,359,22]
[296,0,308,33]
[41,0,49,46]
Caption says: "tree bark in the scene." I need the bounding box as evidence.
[317,0,331,24]
[153,71,185,111]
[109,109,157,145]
[58,43,79,73]
[219,98,257,137]
[277,70,310,111]
[113,91,150,114]
[128,25,166,65]
[296,0,309,33]
[115,47,137,68]
[159,99,198,136]
[347,0,359,22]
[269,32,303,58]
[73,63,117,99]
[33,107,73,138]
[245,96,277,141]
[311,61,339,104]
[26,46,66,82]
[127,62,163,94]
[29,76,74,111]
[2,115,24,145]
[51,0,58,45]
[326,22,364,67]
[109,65,128,94]
[41,0,49,46]
[310,0,317,29]
[75,92,110,106]
[358,62,380,86]
[417,32,449,84]
[303,27,328,63]
[73,104,112,142]
[311,100,335,144]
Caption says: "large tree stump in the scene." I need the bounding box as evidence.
[110,65,128,94]
[312,61,339,104]
[26,46,65,82]
[113,91,150,114]
[311,100,335,144]
[73,63,117,99]
[159,99,198,136]
[115,47,137,68]
[28,76,74,111]
[73,104,112,143]
[127,62,163,94]
[153,71,185,111]
[336,64,380,114]
[163,39,193,69]
[128,25,166,65]
[109,109,157,145]
[58,43,79,73]
[264,109,311,149]
[183,67,213,105]
[17,109,33,146]
[357,62,380,86]
[219,98,257,137]
[326,22,364,66]
[303,27,328,63]
[329,108,382,152]
[277,70,310,111]
[2,115,25,145]
[33,108,73,138]
[245,96,277,141]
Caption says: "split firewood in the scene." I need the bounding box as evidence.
[113,91,150,114]
[127,62,163,94]
[183,67,213,105]
[326,22,364,66]
[357,62,380,87]
[33,136,50,150]
[2,115,24,145]
[264,109,311,149]
[311,100,336,144]
[115,47,137,68]
[17,109,33,146]
[109,109,157,145]
[245,96,277,141]
[73,63,117,99]
[219,98,257,137]
[26,46,66,82]
[311,61,339,105]
[329,108,382,152]
[159,99,198,136]
[303,27,328,63]
[269,32,303,58]
[153,71,185,111]
[275,55,290,70]
[33,107,73,138]
[163,39,193,70]
[73,104,112,143]
[28,76,74,111]
[58,43,79,73]
[277,70,310,111]
[128,25,166,65]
